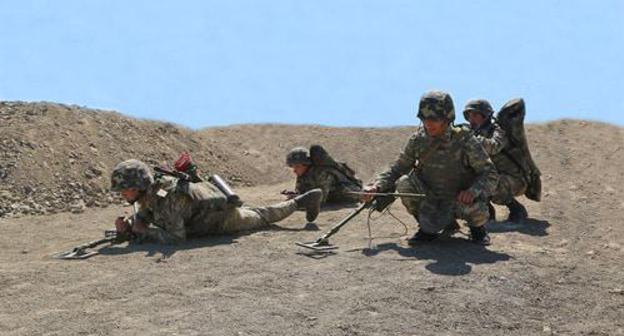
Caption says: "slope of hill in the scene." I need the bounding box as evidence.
[0,102,259,217]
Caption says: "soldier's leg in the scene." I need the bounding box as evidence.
[491,174,528,222]
[456,199,491,245]
[407,198,453,245]
[395,174,426,218]
[417,199,454,234]
[221,200,298,234]
[491,174,527,205]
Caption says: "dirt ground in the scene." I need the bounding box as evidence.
[1,118,623,335]
[2,177,624,336]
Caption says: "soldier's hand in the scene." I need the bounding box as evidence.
[131,219,148,235]
[457,190,475,205]
[115,216,130,233]
[362,185,379,202]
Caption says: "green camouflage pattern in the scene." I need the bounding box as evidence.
[472,121,527,204]
[110,159,154,191]
[286,147,311,166]
[135,175,298,244]
[295,165,362,204]
[374,125,499,233]
[463,99,494,120]
[417,90,456,122]
[491,174,527,205]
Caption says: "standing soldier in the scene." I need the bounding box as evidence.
[363,91,499,245]
[111,159,323,244]
[284,145,363,205]
[463,99,528,222]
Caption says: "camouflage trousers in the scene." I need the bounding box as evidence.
[491,174,527,205]
[220,200,298,234]
[396,173,490,234]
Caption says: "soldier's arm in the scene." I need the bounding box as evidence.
[137,195,193,244]
[374,134,419,191]
[317,170,338,203]
[464,135,499,198]
[294,177,305,194]
[477,126,508,156]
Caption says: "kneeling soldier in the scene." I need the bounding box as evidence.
[364,91,499,245]
[463,99,528,222]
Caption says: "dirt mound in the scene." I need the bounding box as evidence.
[0,101,415,218]
[0,102,258,217]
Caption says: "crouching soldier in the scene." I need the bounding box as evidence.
[111,159,322,244]
[364,91,499,245]
[463,99,528,222]
[284,145,363,205]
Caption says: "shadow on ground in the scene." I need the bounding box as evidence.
[358,237,511,276]
[98,222,320,259]
[487,218,550,236]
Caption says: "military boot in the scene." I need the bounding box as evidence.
[506,199,528,223]
[440,219,460,237]
[294,188,323,222]
[407,229,439,246]
[469,226,491,245]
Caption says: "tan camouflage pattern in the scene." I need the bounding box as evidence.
[473,122,527,204]
[417,90,456,122]
[110,159,154,191]
[135,175,298,244]
[374,125,499,232]
[295,165,361,204]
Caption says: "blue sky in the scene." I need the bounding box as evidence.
[0,0,622,128]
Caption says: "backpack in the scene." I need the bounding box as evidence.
[308,145,363,188]
[496,98,542,202]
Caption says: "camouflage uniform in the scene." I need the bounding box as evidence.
[463,98,529,222]
[295,166,361,204]
[111,159,306,245]
[373,91,499,235]
[134,175,298,244]
[287,147,361,204]
[472,121,527,205]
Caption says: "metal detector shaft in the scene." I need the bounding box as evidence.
[317,202,369,243]
[295,202,371,251]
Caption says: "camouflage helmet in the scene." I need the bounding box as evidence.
[417,90,455,122]
[286,147,311,166]
[110,159,154,191]
[463,99,494,121]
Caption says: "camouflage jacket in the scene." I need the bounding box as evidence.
[474,121,524,179]
[135,175,232,244]
[374,125,499,200]
[296,166,361,203]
